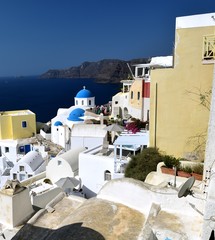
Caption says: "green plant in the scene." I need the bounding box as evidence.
[180,165,192,174]
[125,147,163,182]
[163,155,180,169]
[192,163,204,175]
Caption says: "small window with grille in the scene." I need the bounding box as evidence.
[203,35,215,61]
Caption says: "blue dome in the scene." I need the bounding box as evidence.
[76,86,94,98]
[67,108,85,121]
[54,121,63,126]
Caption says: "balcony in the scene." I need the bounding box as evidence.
[203,35,215,63]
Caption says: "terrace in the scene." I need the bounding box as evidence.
[203,34,215,62]
[83,131,149,174]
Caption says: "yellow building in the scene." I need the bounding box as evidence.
[149,13,215,160]
[129,79,145,120]
[0,110,36,140]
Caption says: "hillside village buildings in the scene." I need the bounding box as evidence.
[51,86,107,150]
[10,150,45,182]
[0,110,36,162]
[111,56,172,122]
[0,110,60,187]
[0,12,214,240]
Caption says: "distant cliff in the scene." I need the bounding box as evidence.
[40,58,150,83]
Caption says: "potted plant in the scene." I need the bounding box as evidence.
[177,165,192,178]
[161,155,180,175]
[192,163,203,181]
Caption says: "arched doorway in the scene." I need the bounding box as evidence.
[123,107,129,119]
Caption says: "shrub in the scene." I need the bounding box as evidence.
[192,163,204,174]
[125,147,164,182]
[125,119,148,134]
[163,155,180,169]
[179,165,192,174]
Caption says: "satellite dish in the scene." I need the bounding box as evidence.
[178,176,195,198]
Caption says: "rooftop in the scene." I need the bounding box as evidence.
[176,12,215,29]
[11,178,204,240]
[75,86,94,98]
[0,110,35,116]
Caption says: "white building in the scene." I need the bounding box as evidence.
[0,143,46,188]
[46,147,85,184]
[79,131,149,198]
[111,79,134,120]
[10,150,45,182]
[30,183,63,209]
[74,86,95,108]
[0,139,32,165]
[51,86,104,149]
[70,124,107,150]
[0,180,34,227]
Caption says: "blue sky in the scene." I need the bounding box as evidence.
[0,0,214,77]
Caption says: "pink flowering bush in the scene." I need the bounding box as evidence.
[125,122,139,133]
[125,119,148,134]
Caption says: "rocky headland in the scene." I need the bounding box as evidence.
[40,58,150,83]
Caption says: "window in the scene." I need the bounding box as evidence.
[19,166,25,172]
[147,110,150,122]
[76,100,78,105]
[104,170,111,181]
[131,91,134,99]
[145,68,149,75]
[203,35,215,60]
[82,100,84,105]
[89,100,91,105]
[58,160,62,166]
[19,174,26,181]
[124,85,128,92]
[13,173,17,180]
[19,146,25,153]
[115,101,118,104]
[137,68,143,77]
[5,147,9,153]
[28,174,33,178]
[137,91,140,100]
[22,121,27,128]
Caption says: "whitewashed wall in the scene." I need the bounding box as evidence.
[79,149,115,198]
[0,188,34,227]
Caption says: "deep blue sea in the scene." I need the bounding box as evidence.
[0,76,121,122]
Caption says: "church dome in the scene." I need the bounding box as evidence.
[67,108,85,121]
[76,86,94,98]
[54,121,63,126]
